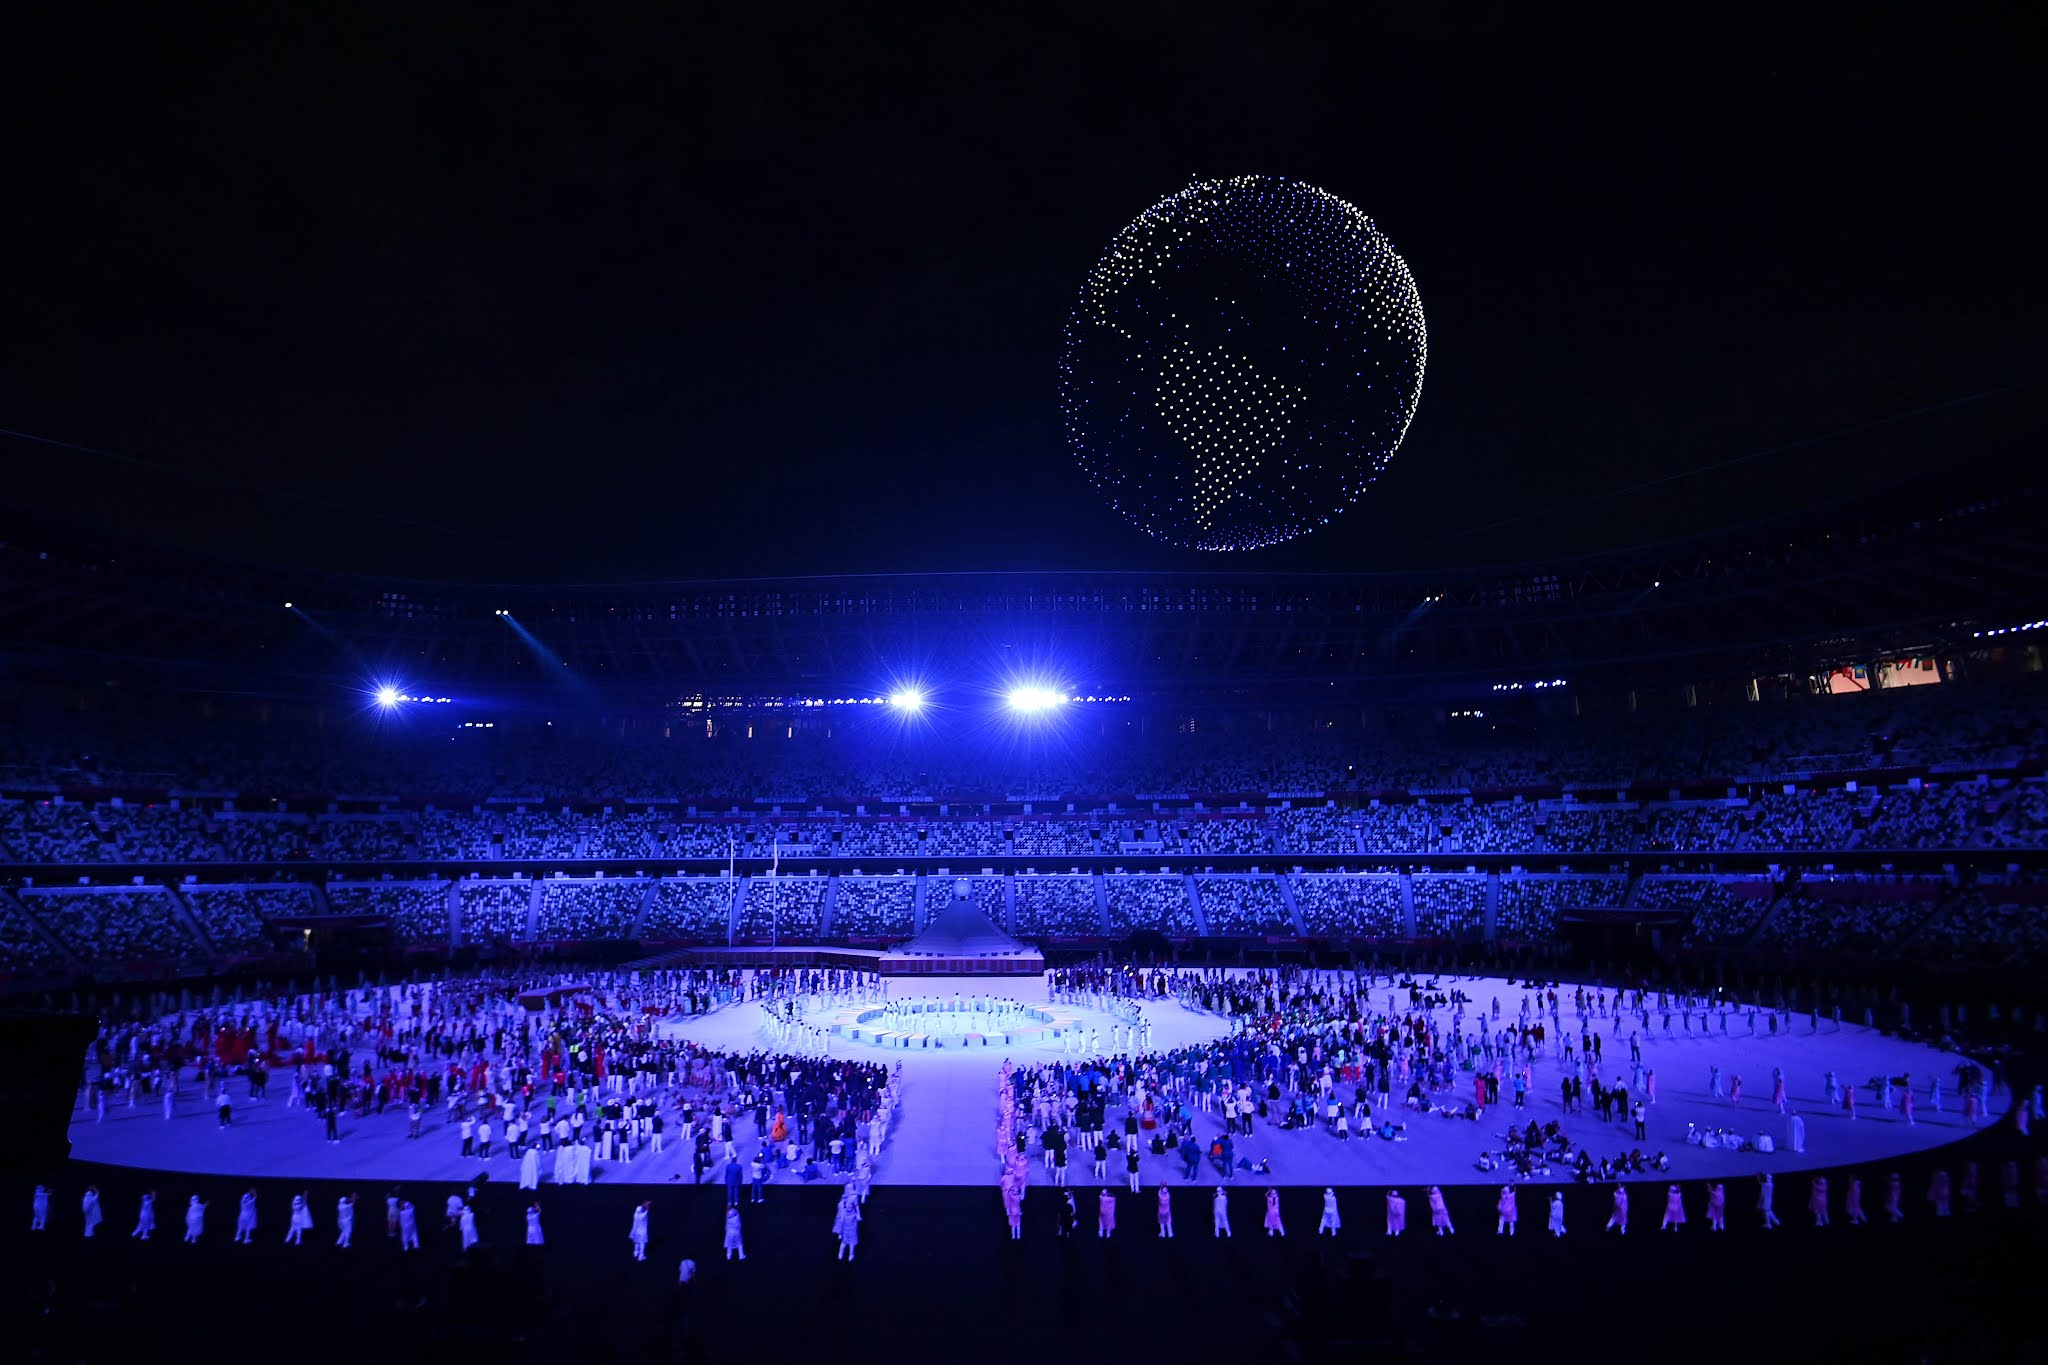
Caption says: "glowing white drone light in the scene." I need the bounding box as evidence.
[1062,175,1426,551]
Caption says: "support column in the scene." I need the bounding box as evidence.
[1276,874,1306,935]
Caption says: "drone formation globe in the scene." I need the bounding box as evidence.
[1061,175,1427,551]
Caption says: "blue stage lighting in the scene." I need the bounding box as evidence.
[889,688,926,712]
[1006,685,1067,714]
[374,685,402,708]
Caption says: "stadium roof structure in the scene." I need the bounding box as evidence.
[2,454,2043,702]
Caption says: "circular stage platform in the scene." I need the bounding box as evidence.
[796,992,1149,1052]
[64,973,2006,1189]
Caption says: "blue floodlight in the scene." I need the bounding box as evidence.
[1006,685,1068,714]
[889,688,927,713]
[374,684,402,709]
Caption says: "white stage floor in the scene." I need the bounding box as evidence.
[67,973,2004,1188]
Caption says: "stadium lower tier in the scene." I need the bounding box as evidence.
[3,866,2045,981]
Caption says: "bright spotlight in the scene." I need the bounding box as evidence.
[889,688,926,712]
[1006,685,1067,714]
[374,685,402,709]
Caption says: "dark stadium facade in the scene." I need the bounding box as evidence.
[2,459,2042,708]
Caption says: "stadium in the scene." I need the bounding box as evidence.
[3,8,2043,1361]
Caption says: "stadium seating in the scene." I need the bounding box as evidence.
[1493,875,1625,944]
[828,876,916,939]
[1196,875,1292,934]
[327,881,449,945]
[1290,874,1404,936]
[536,878,642,941]
[640,878,733,942]
[17,887,201,966]
[1409,874,1486,940]
[458,881,532,945]
[736,875,827,942]
[1,682,2045,976]
[1103,874,1198,935]
[1013,875,1100,936]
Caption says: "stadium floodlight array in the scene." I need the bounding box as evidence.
[372,684,454,708]
[1973,619,2047,638]
[670,687,1132,714]
[1005,685,1069,714]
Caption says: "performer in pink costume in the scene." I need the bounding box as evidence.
[1495,1185,1518,1235]
[1961,1162,1979,1212]
[1604,1184,1628,1234]
[1263,1188,1285,1237]
[1771,1076,1786,1113]
[1385,1189,1406,1237]
[1096,1187,1116,1238]
[1000,1175,1022,1240]
[1845,1083,1856,1120]
[1156,1184,1174,1238]
[1730,1075,1742,1104]
[1928,1169,1951,1217]
[1902,1086,1915,1126]
[1845,1175,1866,1225]
[1705,1182,1726,1231]
[1808,1175,1829,1227]
[1646,1070,1656,1104]
[1885,1172,1904,1223]
[1660,1184,1686,1231]
[1427,1186,1454,1236]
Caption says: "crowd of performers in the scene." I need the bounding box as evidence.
[56,963,910,1274]
[40,959,2048,1269]
[32,1139,2048,1257]
[77,960,2024,1191]
[986,962,2036,1227]
[981,995,2044,1240]
[760,968,888,1051]
[767,984,1067,1051]
[75,966,901,1198]
[1026,963,2016,1163]
[983,961,2039,1236]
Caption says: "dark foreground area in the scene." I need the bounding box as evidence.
[5,1115,2045,1365]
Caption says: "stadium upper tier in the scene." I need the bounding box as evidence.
[3,781,2045,867]
[2,458,2045,694]
[3,675,2043,806]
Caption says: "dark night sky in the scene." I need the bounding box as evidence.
[2,6,2041,584]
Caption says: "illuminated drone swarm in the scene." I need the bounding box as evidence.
[1061,176,1426,551]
